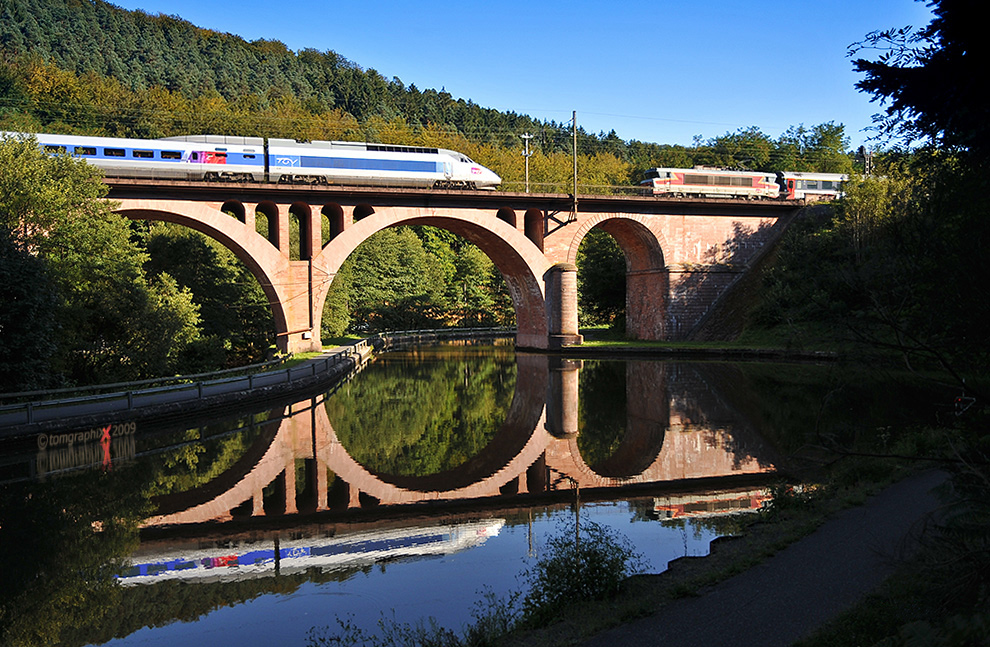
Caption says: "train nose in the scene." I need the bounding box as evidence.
[482,168,502,188]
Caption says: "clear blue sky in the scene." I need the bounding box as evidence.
[108,0,936,149]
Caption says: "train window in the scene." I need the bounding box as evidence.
[132,150,154,158]
[160,151,182,160]
[74,146,97,156]
[805,180,819,189]
[644,169,661,179]
[104,148,125,157]
[367,144,439,155]
[43,145,66,153]
[244,154,256,159]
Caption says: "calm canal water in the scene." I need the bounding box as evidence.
[0,344,944,647]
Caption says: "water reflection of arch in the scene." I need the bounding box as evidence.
[143,354,553,526]
[543,361,773,489]
[142,356,776,528]
[586,361,668,477]
[318,353,550,502]
[146,409,293,524]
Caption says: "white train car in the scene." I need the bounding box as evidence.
[267,139,501,189]
[13,131,266,181]
[776,172,847,201]
[12,131,502,189]
[641,167,779,199]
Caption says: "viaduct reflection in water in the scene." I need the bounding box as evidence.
[144,353,778,528]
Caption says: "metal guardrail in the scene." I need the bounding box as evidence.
[0,356,291,403]
[0,328,515,429]
[377,327,513,347]
[0,342,371,428]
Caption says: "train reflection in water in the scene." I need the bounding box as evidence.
[652,489,769,520]
[119,519,504,585]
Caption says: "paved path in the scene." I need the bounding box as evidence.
[583,469,948,647]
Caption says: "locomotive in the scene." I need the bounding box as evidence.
[640,167,847,201]
[7,131,502,190]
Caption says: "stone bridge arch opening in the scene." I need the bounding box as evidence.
[570,216,668,340]
[255,200,280,249]
[315,211,551,348]
[322,203,345,244]
[221,200,246,223]
[115,204,290,351]
[288,202,313,261]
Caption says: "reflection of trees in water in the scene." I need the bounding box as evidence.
[578,361,669,478]
[147,413,275,497]
[327,347,517,476]
[576,360,627,468]
[0,467,147,647]
[705,362,947,461]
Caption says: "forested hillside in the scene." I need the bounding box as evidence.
[0,0,540,144]
[0,0,857,189]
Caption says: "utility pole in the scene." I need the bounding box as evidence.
[521,132,533,193]
[571,110,578,221]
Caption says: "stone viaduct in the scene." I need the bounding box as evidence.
[108,180,801,354]
[142,355,777,527]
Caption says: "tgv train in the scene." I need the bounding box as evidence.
[7,131,502,190]
[641,167,847,201]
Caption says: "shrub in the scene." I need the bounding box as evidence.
[520,520,646,625]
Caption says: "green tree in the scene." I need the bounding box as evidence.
[0,230,59,391]
[701,126,775,170]
[774,123,854,173]
[450,244,497,326]
[0,134,202,384]
[346,227,444,331]
[577,229,626,328]
[321,262,353,339]
[143,222,274,366]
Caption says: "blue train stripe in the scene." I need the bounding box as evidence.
[298,156,440,173]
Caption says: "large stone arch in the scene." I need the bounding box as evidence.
[566,214,669,340]
[314,209,552,349]
[115,200,293,342]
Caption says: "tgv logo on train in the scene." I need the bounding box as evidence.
[9,131,502,190]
